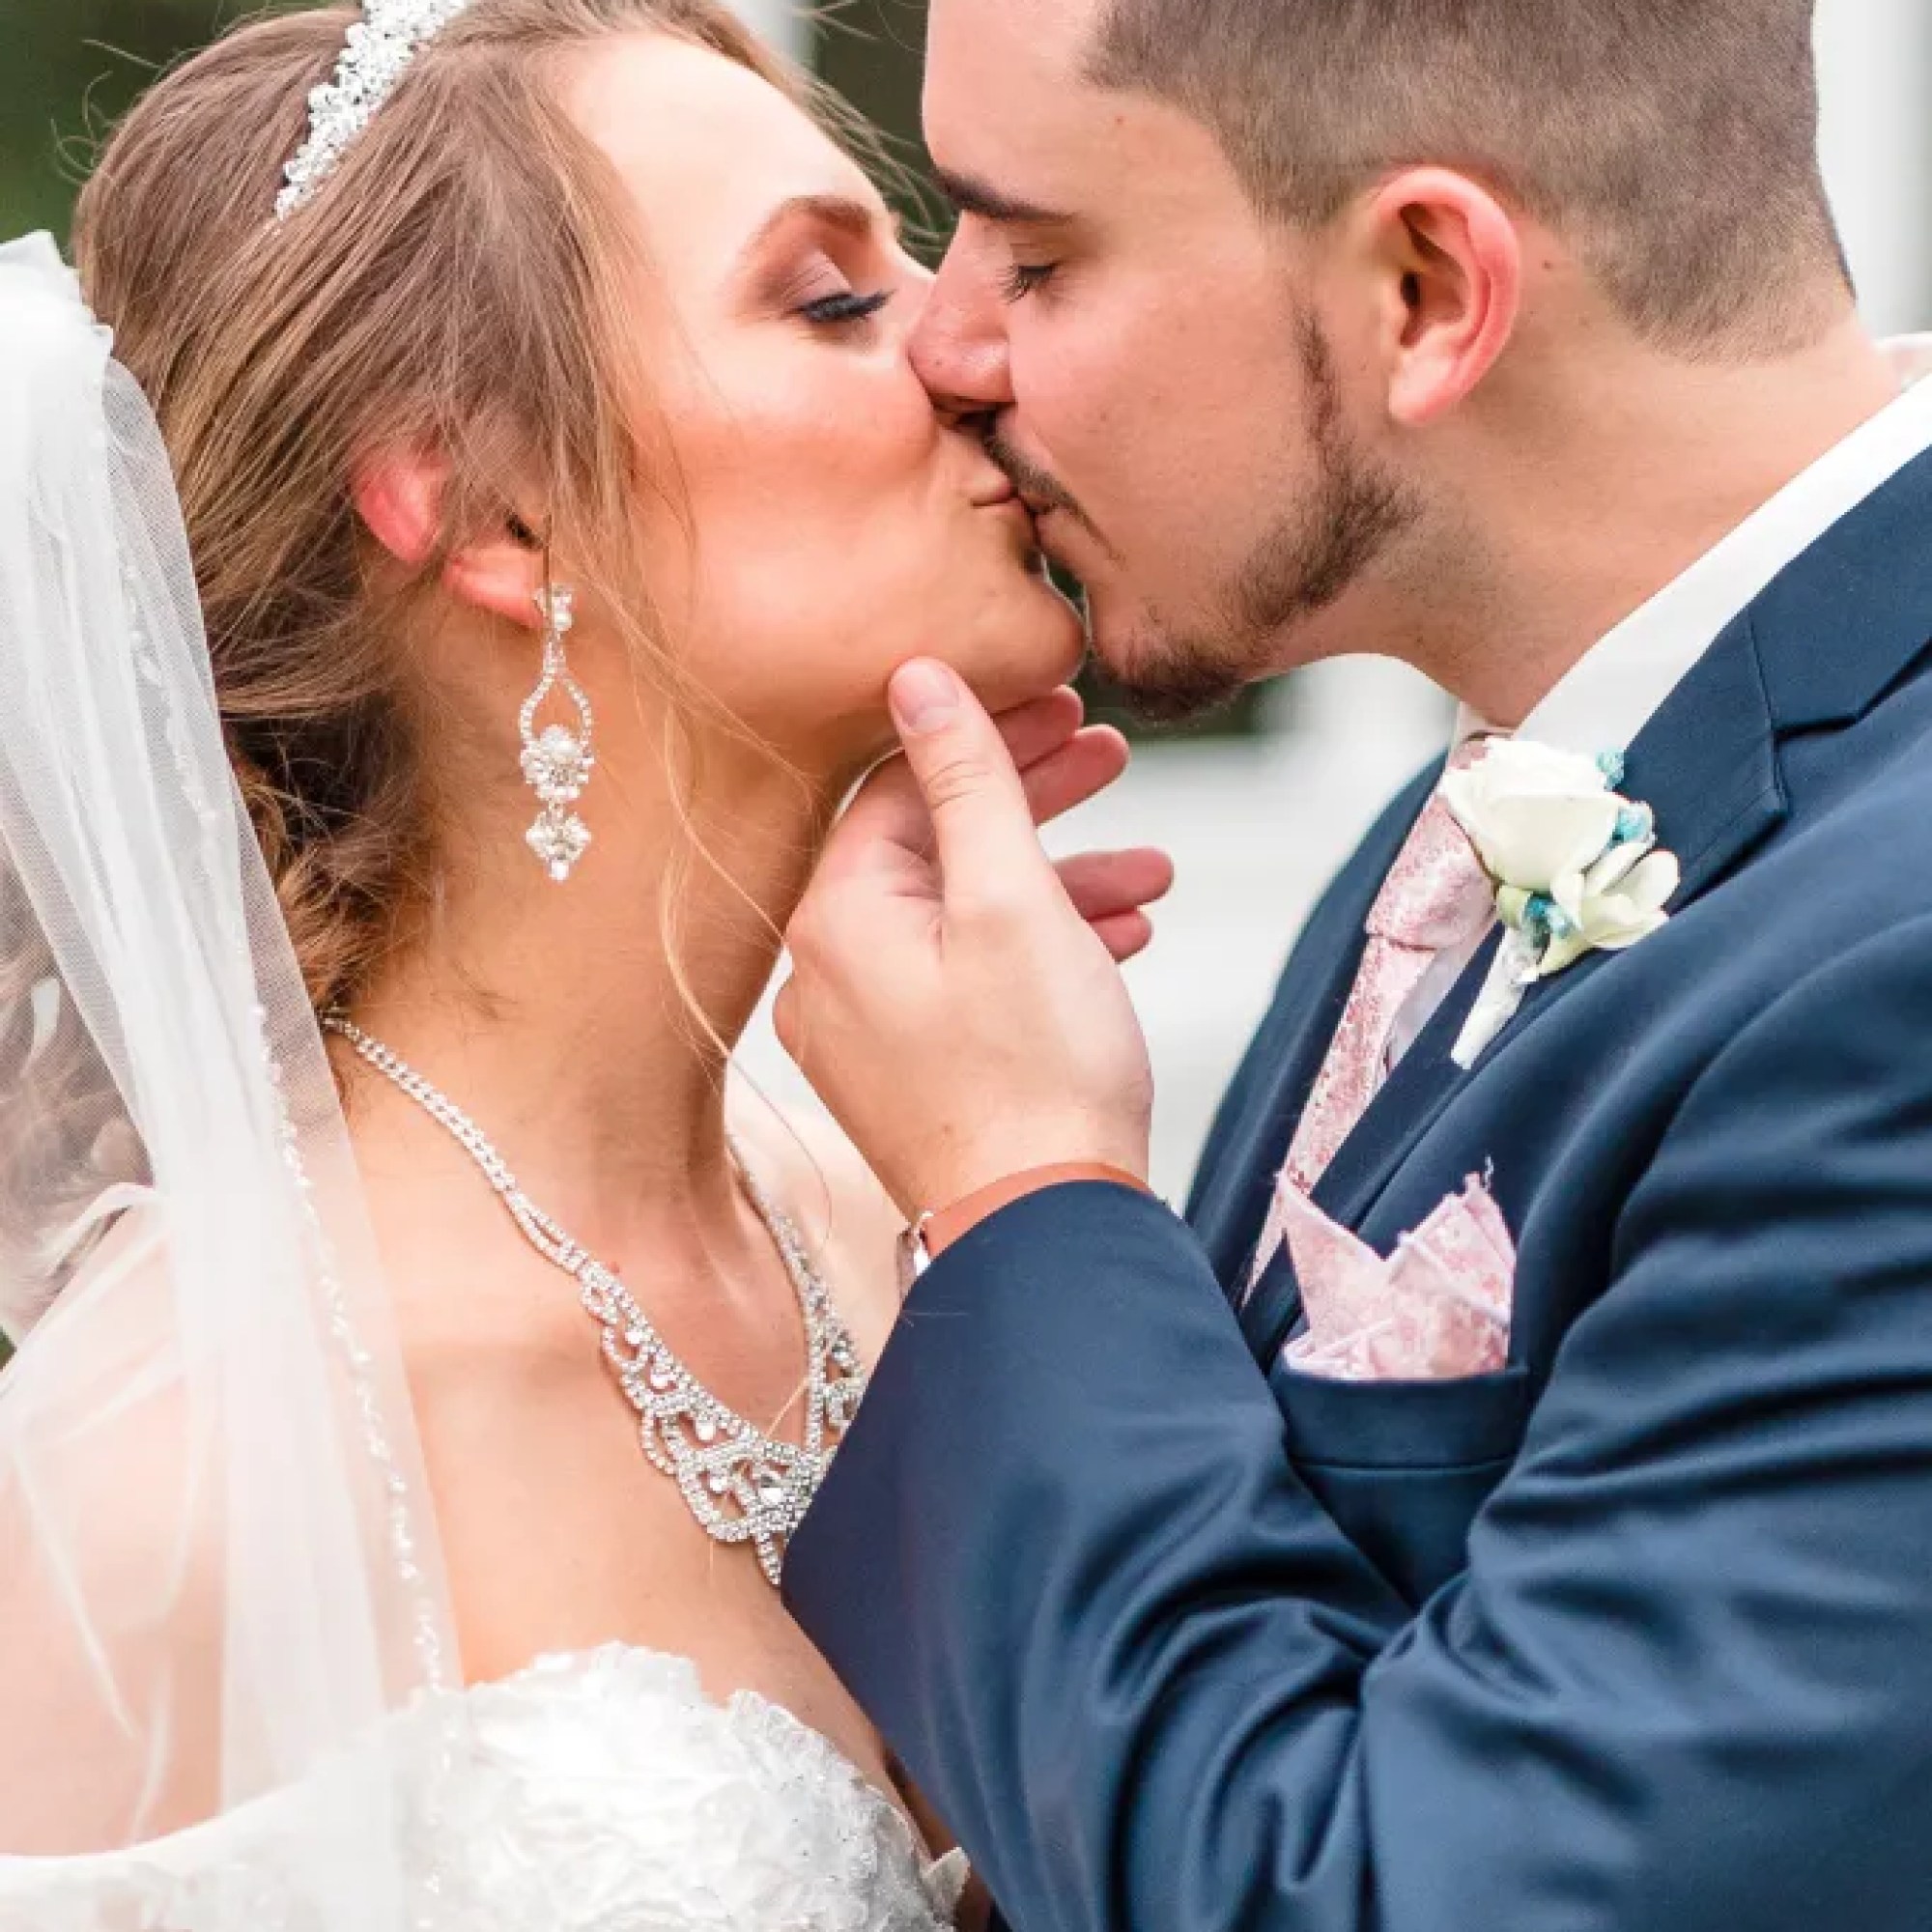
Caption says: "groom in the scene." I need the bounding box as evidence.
[780,1,1932,1926]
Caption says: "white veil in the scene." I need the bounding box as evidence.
[0,233,457,1926]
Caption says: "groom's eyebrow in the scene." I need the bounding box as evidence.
[932,168,1073,227]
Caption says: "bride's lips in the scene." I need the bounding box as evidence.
[971,479,1040,539]
[970,478,1023,509]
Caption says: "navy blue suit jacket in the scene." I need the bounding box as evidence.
[786,448,1932,1931]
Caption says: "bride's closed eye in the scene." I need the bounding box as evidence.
[759,252,895,333]
[798,288,895,329]
[739,190,906,338]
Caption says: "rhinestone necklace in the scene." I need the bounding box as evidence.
[324,1017,867,1586]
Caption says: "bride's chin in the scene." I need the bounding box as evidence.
[830,620,1087,778]
[996,584,1090,704]
[824,580,1088,770]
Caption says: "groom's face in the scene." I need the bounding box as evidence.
[916,0,1418,719]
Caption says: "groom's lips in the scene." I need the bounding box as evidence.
[973,482,1043,547]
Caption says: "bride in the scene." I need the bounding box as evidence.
[0,3,1166,1925]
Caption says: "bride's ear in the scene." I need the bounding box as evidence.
[351,450,548,631]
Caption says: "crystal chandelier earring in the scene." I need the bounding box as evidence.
[519,581,596,883]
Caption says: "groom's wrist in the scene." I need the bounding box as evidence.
[923,1162,1152,1259]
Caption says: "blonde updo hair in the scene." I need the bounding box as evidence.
[71,0,845,1017]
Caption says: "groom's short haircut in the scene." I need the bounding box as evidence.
[1088,0,1847,356]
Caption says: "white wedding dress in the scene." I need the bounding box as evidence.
[0,238,961,1930]
[0,1646,965,1931]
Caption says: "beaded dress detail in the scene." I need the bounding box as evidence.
[0,1646,968,1931]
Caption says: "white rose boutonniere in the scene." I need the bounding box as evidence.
[1441,741,1679,1069]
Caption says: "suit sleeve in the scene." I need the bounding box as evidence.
[784,919,1932,1932]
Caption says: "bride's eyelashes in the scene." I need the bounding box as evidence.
[755,248,895,331]
[798,289,895,329]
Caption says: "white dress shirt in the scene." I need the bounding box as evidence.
[1385,337,1932,1069]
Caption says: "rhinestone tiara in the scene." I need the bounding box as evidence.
[275,0,478,220]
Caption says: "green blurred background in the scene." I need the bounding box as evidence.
[2,1,263,235]
[0,0,930,251]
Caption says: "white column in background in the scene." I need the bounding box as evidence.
[1816,0,1932,335]
[725,0,810,62]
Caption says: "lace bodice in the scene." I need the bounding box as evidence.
[0,1645,965,1931]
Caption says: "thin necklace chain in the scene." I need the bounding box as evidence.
[323,1016,867,1587]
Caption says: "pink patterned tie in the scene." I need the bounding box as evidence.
[1249,750,1495,1291]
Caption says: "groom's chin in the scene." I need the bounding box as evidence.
[1088,609,1259,728]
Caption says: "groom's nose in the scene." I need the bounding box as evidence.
[910,233,1015,420]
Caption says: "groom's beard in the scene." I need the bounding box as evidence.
[1006,313,1423,726]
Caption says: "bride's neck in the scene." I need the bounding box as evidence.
[345,725,841,1248]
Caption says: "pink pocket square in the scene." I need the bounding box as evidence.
[1277,1174,1515,1382]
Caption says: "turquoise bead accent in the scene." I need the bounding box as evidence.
[1521,893,1577,946]
[1613,805,1654,846]
[1519,894,1548,943]
[1596,750,1628,788]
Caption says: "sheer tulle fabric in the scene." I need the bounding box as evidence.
[0,235,456,1924]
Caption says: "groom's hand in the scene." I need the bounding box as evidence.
[776,661,1170,1220]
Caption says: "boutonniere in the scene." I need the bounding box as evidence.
[1442,741,1679,1069]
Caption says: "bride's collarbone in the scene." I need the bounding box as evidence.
[356,1123,911,1818]
[401,1214,821,1402]
[432,1420,904,1810]
[401,1261,900,1818]
[445,1508,901,1824]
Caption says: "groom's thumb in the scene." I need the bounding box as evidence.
[890,660,1048,894]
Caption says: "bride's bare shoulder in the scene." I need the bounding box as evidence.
[728,1094,904,1367]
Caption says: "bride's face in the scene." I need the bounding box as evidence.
[564,34,1085,762]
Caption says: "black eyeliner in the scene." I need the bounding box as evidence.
[801,290,895,326]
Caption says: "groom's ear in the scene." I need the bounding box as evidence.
[351,448,549,632]
[1362,169,1522,431]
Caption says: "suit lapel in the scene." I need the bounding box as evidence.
[1236,440,1932,1368]
[1451,426,1932,1090]
[1305,612,1786,1240]
[1216,905,1373,1358]
[1194,821,1398,1284]
[1238,922,1502,1366]
[1199,776,1435,1350]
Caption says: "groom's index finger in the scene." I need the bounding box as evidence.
[889,660,1053,891]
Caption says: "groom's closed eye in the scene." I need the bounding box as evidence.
[1001,262,1059,303]
[932,170,1076,305]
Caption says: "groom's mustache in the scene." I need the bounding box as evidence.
[982,431,1105,548]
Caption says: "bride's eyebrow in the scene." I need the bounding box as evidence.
[739,193,897,264]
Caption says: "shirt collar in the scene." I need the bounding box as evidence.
[1455,336,1932,757]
